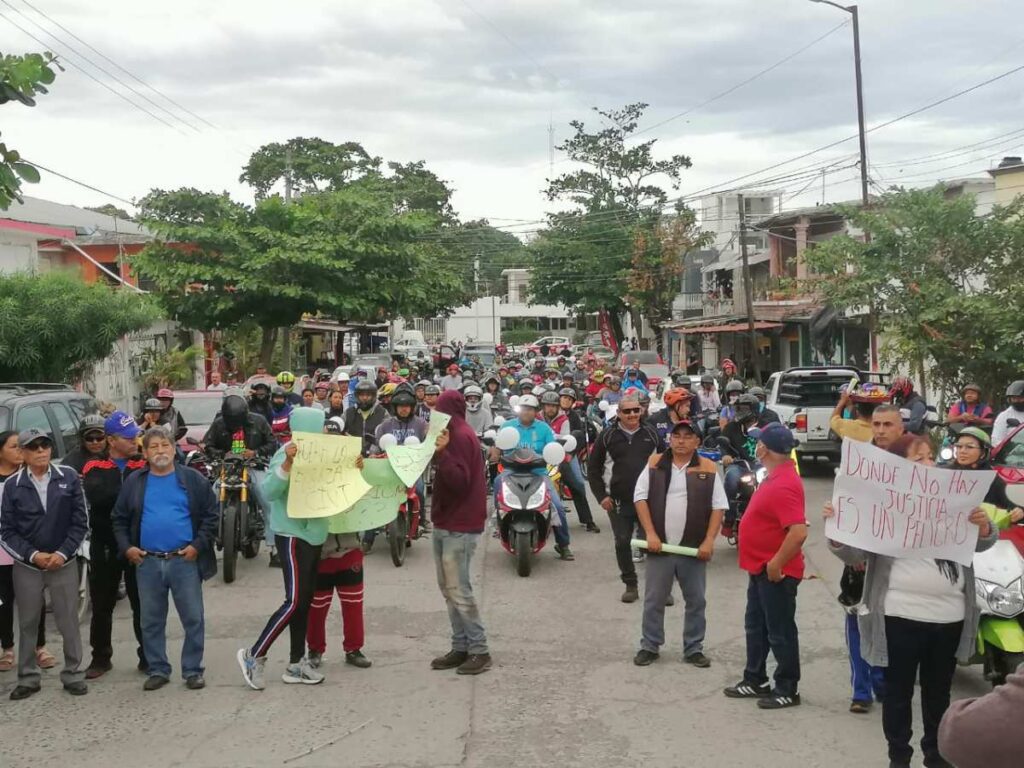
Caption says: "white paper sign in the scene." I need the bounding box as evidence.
[826,438,996,566]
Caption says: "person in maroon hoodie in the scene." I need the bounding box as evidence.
[428,390,491,676]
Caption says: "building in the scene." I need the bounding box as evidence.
[987,156,1024,206]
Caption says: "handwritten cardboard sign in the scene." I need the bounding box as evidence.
[327,458,409,534]
[826,438,995,566]
[287,434,371,519]
[384,411,450,486]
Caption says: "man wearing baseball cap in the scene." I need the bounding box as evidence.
[633,420,728,668]
[724,422,807,710]
[1,429,88,700]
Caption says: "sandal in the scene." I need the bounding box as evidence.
[35,646,56,669]
[0,647,14,671]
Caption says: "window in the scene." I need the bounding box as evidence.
[68,398,96,422]
[51,401,80,455]
[14,404,53,439]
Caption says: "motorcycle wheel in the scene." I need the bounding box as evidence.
[243,503,261,559]
[77,557,90,623]
[515,530,532,577]
[389,512,408,568]
[222,502,239,583]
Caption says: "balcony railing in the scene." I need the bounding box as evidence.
[703,298,734,316]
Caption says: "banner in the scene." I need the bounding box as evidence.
[384,411,450,487]
[598,309,619,354]
[327,458,408,534]
[286,434,370,519]
[826,438,995,566]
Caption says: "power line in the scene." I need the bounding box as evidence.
[22,159,137,207]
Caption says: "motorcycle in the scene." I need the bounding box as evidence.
[209,455,266,583]
[370,433,424,567]
[488,427,567,577]
[706,435,764,546]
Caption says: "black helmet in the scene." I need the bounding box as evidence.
[725,380,745,395]
[271,386,287,399]
[736,394,760,423]
[391,383,416,408]
[748,386,766,400]
[540,390,560,406]
[222,394,249,431]
[78,414,106,435]
[1006,380,1024,398]
[251,382,270,395]
[558,387,576,400]
[700,374,714,386]
[355,380,378,407]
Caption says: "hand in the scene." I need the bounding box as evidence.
[600,497,614,513]
[45,554,63,571]
[178,545,199,562]
[435,429,450,453]
[646,532,662,554]
[766,559,784,582]
[31,552,51,569]
[125,547,146,566]
[969,506,992,537]
[354,455,364,470]
[242,449,256,460]
[838,390,851,406]
[822,501,835,520]
[1011,507,1024,524]
[282,441,298,471]
[487,446,500,462]
[697,539,714,562]
[722,455,734,466]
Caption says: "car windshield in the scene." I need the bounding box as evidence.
[777,374,851,407]
[995,428,1024,469]
[622,351,660,364]
[173,394,225,426]
[638,364,669,379]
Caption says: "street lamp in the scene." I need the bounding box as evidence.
[809,1,869,207]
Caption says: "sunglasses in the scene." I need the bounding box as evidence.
[83,434,106,443]
[24,441,51,452]
[619,407,642,415]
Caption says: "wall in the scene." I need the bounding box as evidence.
[0,230,38,274]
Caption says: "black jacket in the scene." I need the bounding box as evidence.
[587,422,663,502]
[343,404,390,454]
[112,464,220,580]
[757,408,782,427]
[0,463,88,566]
[62,446,105,475]
[248,397,272,423]
[81,455,147,546]
[202,413,275,463]
[722,421,756,462]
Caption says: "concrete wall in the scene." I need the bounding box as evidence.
[0,230,38,274]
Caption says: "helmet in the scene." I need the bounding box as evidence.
[276,371,295,385]
[156,388,174,401]
[415,379,431,389]
[144,398,162,411]
[78,414,106,435]
[336,371,350,383]
[519,394,540,409]
[724,380,745,395]
[397,368,410,378]
[593,370,606,381]
[221,394,249,432]
[561,370,574,380]
[463,385,484,412]
[271,386,287,399]
[447,363,459,374]
[605,375,621,387]
[250,382,270,397]
[545,366,559,375]
[355,380,378,406]
[324,418,344,435]
[557,355,566,363]
[483,374,500,388]
[391,383,417,408]
[558,387,577,400]
[962,383,981,395]
[540,390,560,406]
[700,374,714,386]
[1006,380,1024,398]
[663,388,692,407]
[748,386,766,400]
[379,383,397,398]
[721,358,736,372]
[890,376,914,400]
[638,390,651,406]
[519,379,534,391]
[425,384,441,396]
[735,394,760,424]
[959,426,992,447]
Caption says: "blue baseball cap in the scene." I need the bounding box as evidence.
[104,411,142,439]
[749,422,799,454]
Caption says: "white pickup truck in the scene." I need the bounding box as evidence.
[765,366,865,469]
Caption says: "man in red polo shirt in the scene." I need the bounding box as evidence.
[723,422,807,710]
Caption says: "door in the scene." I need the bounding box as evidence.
[50,401,80,458]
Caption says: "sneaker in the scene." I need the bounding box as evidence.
[554,544,575,561]
[268,550,281,568]
[585,522,601,533]
[63,681,88,696]
[431,650,468,670]
[308,651,323,669]
[282,658,325,685]
[237,648,266,691]
[456,653,492,675]
[621,585,639,603]
[684,652,711,668]
[633,649,659,666]
[888,762,911,768]
[137,658,149,674]
[849,700,872,714]
[723,680,772,698]
[85,662,113,680]
[345,650,372,669]
[185,675,205,690]
[631,548,645,563]
[9,685,40,701]
[758,692,801,709]
[143,675,168,691]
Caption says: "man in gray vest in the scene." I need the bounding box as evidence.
[632,420,727,667]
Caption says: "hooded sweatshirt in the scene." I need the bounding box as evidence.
[260,407,330,545]
[431,390,487,533]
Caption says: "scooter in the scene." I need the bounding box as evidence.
[489,427,567,577]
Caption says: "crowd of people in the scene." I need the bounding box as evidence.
[3,346,1024,767]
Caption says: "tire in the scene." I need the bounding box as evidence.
[77,558,90,623]
[222,502,239,583]
[515,530,532,577]
[243,502,261,559]
[389,511,408,567]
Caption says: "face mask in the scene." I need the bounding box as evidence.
[1012,402,1024,413]
[728,394,739,404]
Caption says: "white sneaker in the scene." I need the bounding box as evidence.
[632,548,645,563]
[237,648,266,691]
[282,657,325,685]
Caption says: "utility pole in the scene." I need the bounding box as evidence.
[548,118,555,177]
[281,147,294,367]
[737,195,762,383]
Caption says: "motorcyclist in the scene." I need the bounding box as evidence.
[585,370,606,400]
[334,371,352,408]
[325,389,347,420]
[440,363,463,392]
[696,374,721,413]
[63,414,108,473]
[313,382,331,409]
[422,384,441,421]
[599,374,624,406]
[625,361,648,388]
[717,358,739,393]
[497,366,515,389]
[517,377,535,398]
[948,427,1023,518]
[547,389,600,533]
[648,388,700,444]
[721,393,761,538]
[248,381,273,422]
[543,366,561,387]
[378,382,397,413]
[748,386,781,427]
[343,380,389,455]
[276,371,304,406]
[889,375,929,435]
[719,380,745,428]
[559,371,579,400]
[137,397,165,430]
[947,383,994,428]
[463,385,492,434]
[268,386,294,445]
[482,374,509,411]
[493,394,575,561]
[992,380,1024,444]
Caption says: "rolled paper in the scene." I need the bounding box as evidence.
[631,539,699,557]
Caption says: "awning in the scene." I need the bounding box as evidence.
[701,251,769,274]
[673,321,783,334]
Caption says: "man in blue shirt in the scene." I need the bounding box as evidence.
[494,395,574,560]
[112,428,218,692]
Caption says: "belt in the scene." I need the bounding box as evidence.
[147,551,183,559]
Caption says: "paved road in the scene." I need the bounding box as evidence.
[1,464,991,768]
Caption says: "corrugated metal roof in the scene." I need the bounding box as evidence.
[5,195,148,238]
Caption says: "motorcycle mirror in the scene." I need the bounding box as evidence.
[493,415,506,427]
[379,433,398,450]
[404,436,421,446]
[598,400,609,412]
[495,427,520,451]
[543,442,566,466]
[562,435,577,453]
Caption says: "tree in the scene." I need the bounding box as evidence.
[87,203,132,220]
[529,103,700,345]
[438,219,529,295]
[239,137,380,199]
[0,271,156,381]
[0,51,59,209]
[804,186,1024,401]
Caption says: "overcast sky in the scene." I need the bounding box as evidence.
[4,0,1024,229]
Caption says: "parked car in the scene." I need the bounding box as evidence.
[619,350,669,389]
[525,336,572,358]
[0,383,99,459]
[172,390,227,450]
[575,344,616,365]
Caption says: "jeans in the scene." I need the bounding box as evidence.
[88,538,145,667]
[882,616,962,766]
[742,572,801,697]
[137,555,205,680]
[433,529,488,655]
[847,613,885,703]
[494,472,570,547]
[606,500,639,586]
[252,535,322,664]
[561,457,594,525]
[641,554,707,656]
[11,560,83,688]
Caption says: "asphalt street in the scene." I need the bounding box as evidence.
[1,463,991,768]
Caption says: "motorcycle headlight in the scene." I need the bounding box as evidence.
[755,468,768,483]
[978,578,1024,618]
[498,488,524,510]
[939,447,954,462]
[525,485,547,509]
[739,473,754,485]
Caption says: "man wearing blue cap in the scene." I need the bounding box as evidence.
[80,411,148,679]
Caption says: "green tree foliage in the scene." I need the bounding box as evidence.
[438,220,529,294]
[0,271,156,381]
[0,51,59,209]
[239,137,380,199]
[529,103,701,344]
[805,187,1024,400]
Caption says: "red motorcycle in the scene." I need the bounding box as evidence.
[386,486,422,567]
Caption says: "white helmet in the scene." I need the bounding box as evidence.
[519,394,540,409]
[336,371,350,383]
[463,384,484,412]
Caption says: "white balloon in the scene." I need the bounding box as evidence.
[379,433,398,450]
[583,379,590,387]
[562,435,577,453]
[493,415,506,426]
[404,435,421,446]
[482,429,497,441]
[509,395,520,407]
[495,427,520,451]
[482,392,493,406]
[598,400,609,412]
[543,442,566,466]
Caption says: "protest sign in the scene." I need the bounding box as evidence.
[287,433,371,519]
[327,459,408,534]
[384,411,451,486]
[826,438,996,566]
